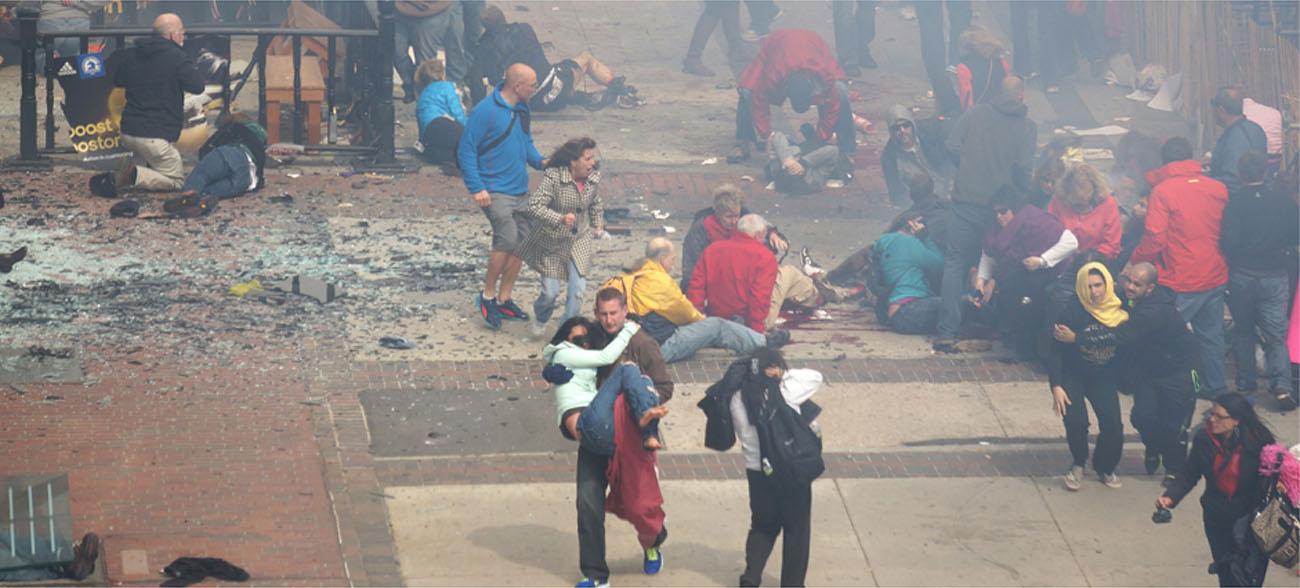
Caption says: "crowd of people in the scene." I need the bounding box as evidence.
[34,2,1299,587]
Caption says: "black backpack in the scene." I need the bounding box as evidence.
[741,360,825,487]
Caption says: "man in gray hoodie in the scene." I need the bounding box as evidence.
[880,104,952,206]
[933,75,1036,352]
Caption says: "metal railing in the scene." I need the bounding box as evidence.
[15,1,398,164]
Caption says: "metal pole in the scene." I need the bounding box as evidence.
[18,8,39,161]
[43,39,55,151]
[256,35,268,131]
[374,0,396,163]
[327,35,336,144]
[292,33,303,144]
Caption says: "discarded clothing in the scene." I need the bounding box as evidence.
[160,557,249,587]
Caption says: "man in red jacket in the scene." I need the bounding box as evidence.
[689,214,780,333]
[729,29,855,165]
[1131,137,1230,398]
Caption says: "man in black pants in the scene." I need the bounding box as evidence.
[914,0,970,115]
[1112,262,1199,484]
[832,1,877,77]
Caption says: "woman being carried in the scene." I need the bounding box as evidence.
[544,317,667,453]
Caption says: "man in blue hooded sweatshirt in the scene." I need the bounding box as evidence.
[458,63,546,329]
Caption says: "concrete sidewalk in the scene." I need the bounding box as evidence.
[384,475,1298,587]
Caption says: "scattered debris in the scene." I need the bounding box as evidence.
[700,157,719,165]
[267,275,345,304]
[228,279,263,298]
[0,246,28,273]
[650,209,670,220]
[379,336,417,350]
[740,175,754,182]
[268,193,294,205]
[283,168,303,179]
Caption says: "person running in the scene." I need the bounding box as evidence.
[1156,393,1276,587]
[516,137,604,337]
[543,317,666,453]
[457,63,546,329]
[1047,260,1127,491]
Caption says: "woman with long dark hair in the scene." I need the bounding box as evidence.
[515,137,605,337]
[1157,393,1277,587]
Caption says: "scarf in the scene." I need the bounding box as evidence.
[1075,262,1128,327]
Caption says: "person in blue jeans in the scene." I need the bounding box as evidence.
[1220,151,1299,408]
[543,317,667,453]
[162,113,266,217]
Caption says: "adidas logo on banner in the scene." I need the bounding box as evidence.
[57,61,76,76]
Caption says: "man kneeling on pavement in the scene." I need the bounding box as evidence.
[603,237,790,363]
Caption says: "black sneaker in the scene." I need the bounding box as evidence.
[477,292,503,330]
[1144,447,1162,475]
[0,246,27,273]
[497,298,530,321]
[765,328,791,348]
[932,340,960,354]
[64,532,100,581]
[1275,390,1298,412]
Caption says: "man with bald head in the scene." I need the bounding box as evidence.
[458,63,546,329]
[934,74,1036,352]
[1104,262,1200,483]
[111,13,204,192]
[601,237,788,363]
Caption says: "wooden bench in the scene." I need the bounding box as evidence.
[265,54,324,145]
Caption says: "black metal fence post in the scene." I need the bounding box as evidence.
[292,33,303,145]
[17,8,39,161]
[374,0,396,164]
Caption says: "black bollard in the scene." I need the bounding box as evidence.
[18,7,39,162]
[373,0,396,164]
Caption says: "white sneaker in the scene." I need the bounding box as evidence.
[529,318,547,338]
[1063,465,1083,491]
[1100,473,1122,489]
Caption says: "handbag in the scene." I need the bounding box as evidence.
[1251,452,1300,568]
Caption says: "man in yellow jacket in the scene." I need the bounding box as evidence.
[602,237,790,363]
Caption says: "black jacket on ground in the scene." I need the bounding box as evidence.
[1220,183,1299,275]
[1102,285,1199,378]
[200,121,267,190]
[1164,428,1268,519]
[113,36,204,141]
[468,22,550,105]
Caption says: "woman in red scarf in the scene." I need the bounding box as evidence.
[1157,393,1277,587]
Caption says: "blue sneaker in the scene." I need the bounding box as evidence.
[575,577,608,588]
[643,545,663,575]
[477,292,502,330]
[496,298,530,321]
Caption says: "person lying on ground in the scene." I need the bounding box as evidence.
[602,237,790,363]
[730,28,854,163]
[871,211,944,335]
[468,4,638,112]
[881,104,952,207]
[976,191,1077,359]
[0,532,99,582]
[680,184,788,292]
[824,173,947,288]
[765,126,843,195]
[414,59,466,166]
[1047,162,1122,264]
[544,317,666,452]
[159,112,267,218]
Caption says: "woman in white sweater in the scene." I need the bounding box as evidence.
[543,317,667,453]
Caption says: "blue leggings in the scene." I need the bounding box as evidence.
[576,364,661,456]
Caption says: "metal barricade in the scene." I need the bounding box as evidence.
[15,1,397,165]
